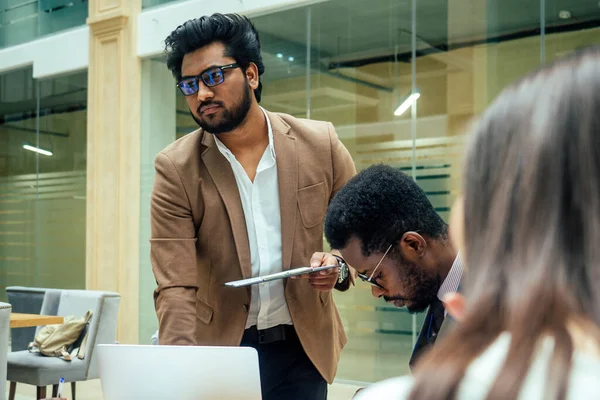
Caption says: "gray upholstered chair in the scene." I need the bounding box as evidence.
[6,286,51,352]
[7,289,120,400]
[0,302,11,400]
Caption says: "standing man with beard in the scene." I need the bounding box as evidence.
[150,13,356,400]
[324,164,463,369]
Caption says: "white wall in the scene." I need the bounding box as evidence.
[0,26,89,78]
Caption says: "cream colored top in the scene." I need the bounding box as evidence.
[355,332,600,399]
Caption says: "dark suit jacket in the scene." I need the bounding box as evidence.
[150,110,356,383]
[409,297,458,369]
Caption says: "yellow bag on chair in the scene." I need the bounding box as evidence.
[28,310,93,361]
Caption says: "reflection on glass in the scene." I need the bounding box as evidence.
[544,0,600,64]
[0,67,37,298]
[0,0,88,49]
[0,68,87,299]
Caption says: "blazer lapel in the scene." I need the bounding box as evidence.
[200,132,252,280]
[410,306,433,370]
[409,298,445,370]
[269,112,296,273]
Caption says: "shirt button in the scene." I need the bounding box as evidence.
[243,304,249,312]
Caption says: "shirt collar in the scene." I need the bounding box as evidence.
[262,107,276,159]
[437,252,463,301]
[214,106,276,160]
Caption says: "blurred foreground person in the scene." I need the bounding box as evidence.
[356,45,600,400]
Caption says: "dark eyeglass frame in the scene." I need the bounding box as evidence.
[176,63,240,95]
[356,244,392,290]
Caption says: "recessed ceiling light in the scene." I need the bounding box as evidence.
[559,10,571,19]
[23,144,53,156]
[394,90,420,116]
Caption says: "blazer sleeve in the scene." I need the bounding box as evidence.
[150,152,198,345]
[328,122,358,291]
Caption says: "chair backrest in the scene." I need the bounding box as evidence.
[41,290,121,379]
[0,302,12,400]
[6,286,50,351]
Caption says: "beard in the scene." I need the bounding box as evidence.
[383,258,441,314]
[192,82,252,134]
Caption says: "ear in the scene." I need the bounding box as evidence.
[400,231,427,258]
[442,292,465,321]
[245,62,260,90]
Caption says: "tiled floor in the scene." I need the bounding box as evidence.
[7,379,364,400]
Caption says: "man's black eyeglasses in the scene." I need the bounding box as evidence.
[356,244,392,290]
[177,63,239,96]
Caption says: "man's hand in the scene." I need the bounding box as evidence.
[442,292,465,321]
[290,252,339,291]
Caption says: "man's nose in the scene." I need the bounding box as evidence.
[195,82,214,103]
[371,285,385,298]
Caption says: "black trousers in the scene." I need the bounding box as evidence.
[241,325,327,400]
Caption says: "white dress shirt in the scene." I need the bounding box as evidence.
[214,108,292,330]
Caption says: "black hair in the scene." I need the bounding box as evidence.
[164,13,264,102]
[324,164,447,256]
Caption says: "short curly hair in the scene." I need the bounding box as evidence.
[324,164,447,256]
[164,13,265,102]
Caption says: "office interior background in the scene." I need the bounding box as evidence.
[0,0,598,385]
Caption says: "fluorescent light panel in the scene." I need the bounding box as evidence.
[23,144,53,156]
[394,92,421,116]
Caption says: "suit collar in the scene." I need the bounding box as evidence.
[200,128,215,148]
[265,110,291,138]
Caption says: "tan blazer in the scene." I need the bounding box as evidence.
[150,111,356,383]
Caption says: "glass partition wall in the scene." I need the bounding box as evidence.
[138,0,600,384]
[0,0,88,48]
[0,68,87,299]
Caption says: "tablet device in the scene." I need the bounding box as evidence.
[224,264,338,288]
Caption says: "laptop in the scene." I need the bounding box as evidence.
[97,344,262,400]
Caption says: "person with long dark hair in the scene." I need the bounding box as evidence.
[355,45,600,399]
